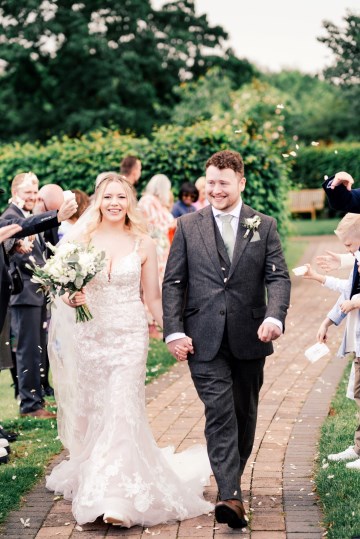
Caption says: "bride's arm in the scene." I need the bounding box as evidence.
[140,236,163,328]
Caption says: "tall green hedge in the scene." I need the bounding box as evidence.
[291,143,360,189]
[0,123,290,237]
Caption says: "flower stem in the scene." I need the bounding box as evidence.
[75,303,93,323]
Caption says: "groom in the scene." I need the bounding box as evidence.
[162,150,291,528]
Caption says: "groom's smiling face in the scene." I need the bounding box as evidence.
[205,166,246,213]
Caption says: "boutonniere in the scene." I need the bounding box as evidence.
[242,215,261,238]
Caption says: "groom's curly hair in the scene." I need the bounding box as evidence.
[205,150,244,177]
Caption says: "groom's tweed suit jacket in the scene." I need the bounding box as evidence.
[162,203,291,361]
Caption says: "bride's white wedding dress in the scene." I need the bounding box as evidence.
[46,240,213,526]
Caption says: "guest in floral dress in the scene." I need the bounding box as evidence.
[138,175,176,337]
[138,174,175,283]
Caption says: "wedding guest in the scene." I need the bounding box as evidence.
[193,176,209,210]
[163,150,291,529]
[308,213,360,469]
[138,174,176,338]
[0,186,77,405]
[35,184,64,247]
[120,155,142,186]
[46,172,213,527]
[0,189,77,336]
[138,174,175,283]
[58,189,90,240]
[323,171,360,212]
[1,173,77,419]
[171,181,198,218]
[34,183,67,396]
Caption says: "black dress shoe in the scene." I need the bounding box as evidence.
[0,426,18,443]
[215,499,247,529]
[43,385,55,397]
[0,448,9,464]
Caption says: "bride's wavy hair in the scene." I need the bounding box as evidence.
[86,172,147,238]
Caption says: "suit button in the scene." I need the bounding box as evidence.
[220,310,225,315]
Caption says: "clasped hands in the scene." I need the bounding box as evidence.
[167,337,194,362]
[168,322,281,361]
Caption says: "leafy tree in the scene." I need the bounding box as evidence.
[171,68,234,126]
[264,70,352,142]
[317,11,360,138]
[0,0,237,141]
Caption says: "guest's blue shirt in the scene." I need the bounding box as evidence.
[171,200,196,218]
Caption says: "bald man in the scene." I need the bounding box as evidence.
[34,184,65,247]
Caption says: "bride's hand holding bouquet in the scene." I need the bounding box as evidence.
[27,242,106,322]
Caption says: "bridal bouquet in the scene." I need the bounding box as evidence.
[28,242,106,322]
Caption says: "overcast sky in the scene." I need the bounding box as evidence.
[152,0,358,73]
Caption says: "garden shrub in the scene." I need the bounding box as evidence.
[291,143,360,189]
[0,123,290,238]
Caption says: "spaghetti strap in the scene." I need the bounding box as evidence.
[134,237,142,252]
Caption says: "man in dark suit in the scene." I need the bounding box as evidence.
[34,183,65,248]
[0,188,76,333]
[1,175,77,418]
[323,171,360,212]
[162,150,291,529]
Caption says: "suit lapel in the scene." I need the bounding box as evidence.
[9,203,25,218]
[228,203,254,279]
[197,206,226,280]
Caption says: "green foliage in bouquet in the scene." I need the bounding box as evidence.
[27,242,106,322]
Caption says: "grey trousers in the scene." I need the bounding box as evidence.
[189,335,265,502]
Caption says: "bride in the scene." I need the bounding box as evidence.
[46,172,213,527]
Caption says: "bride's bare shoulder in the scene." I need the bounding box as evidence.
[137,233,156,254]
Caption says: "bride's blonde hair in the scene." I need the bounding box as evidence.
[86,172,147,238]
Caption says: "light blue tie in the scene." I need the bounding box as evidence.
[219,214,235,261]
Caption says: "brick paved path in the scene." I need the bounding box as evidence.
[1,236,350,538]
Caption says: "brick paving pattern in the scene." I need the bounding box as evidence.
[0,236,350,538]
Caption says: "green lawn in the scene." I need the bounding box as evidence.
[284,237,309,271]
[289,218,341,236]
[0,338,175,525]
[315,360,360,538]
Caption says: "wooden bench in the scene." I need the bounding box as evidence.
[289,189,325,220]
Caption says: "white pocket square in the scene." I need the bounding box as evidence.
[250,231,260,242]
